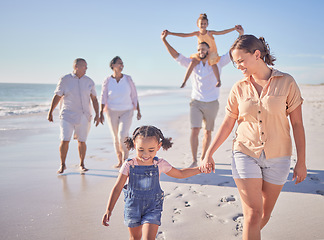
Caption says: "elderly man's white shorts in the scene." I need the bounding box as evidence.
[231,151,291,185]
[60,115,91,142]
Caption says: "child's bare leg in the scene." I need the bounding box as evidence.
[142,223,159,240]
[128,225,142,240]
[212,64,221,87]
[181,58,199,88]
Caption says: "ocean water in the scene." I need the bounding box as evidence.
[0,83,191,144]
[0,83,189,117]
[0,83,56,117]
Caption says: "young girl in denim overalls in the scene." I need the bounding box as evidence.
[102,125,201,239]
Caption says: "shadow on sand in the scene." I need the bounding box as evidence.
[59,165,324,196]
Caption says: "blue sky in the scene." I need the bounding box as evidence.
[0,0,323,87]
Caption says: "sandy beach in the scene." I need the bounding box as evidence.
[1,85,324,240]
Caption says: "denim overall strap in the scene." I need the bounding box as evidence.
[153,156,158,166]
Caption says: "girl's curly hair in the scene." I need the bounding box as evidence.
[124,125,173,150]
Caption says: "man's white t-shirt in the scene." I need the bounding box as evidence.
[175,52,230,102]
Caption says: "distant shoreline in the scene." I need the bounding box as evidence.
[302,83,324,86]
[1,82,324,87]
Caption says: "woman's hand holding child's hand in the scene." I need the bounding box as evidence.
[200,157,215,173]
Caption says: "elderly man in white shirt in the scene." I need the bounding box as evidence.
[48,58,100,174]
[161,28,243,167]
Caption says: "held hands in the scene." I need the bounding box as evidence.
[94,114,101,127]
[102,211,112,227]
[235,25,244,36]
[200,157,216,173]
[161,30,169,40]
[99,111,105,125]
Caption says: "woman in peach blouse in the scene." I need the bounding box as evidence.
[201,35,306,240]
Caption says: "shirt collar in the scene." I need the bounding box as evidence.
[71,72,78,78]
[71,72,85,79]
[269,68,284,78]
[239,68,284,83]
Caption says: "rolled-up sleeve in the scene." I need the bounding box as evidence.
[54,77,64,96]
[127,76,138,110]
[90,82,97,97]
[286,78,303,114]
[100,78,109,106]
[175,54,191,68]
[217,52,230,69]
[225,86,239,119]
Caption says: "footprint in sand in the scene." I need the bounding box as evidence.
[184,201,191,207]
[233,213,244,235]
[309,174,320,183]
[173,208,181,214]
[220,195,236,203]
[171,208,181,223]
[204,211,214,220]
[188,186,201,195]
[233,213,243,221]
[218,195,236,207]
[176,193,183,198]
[156,231,166,240]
